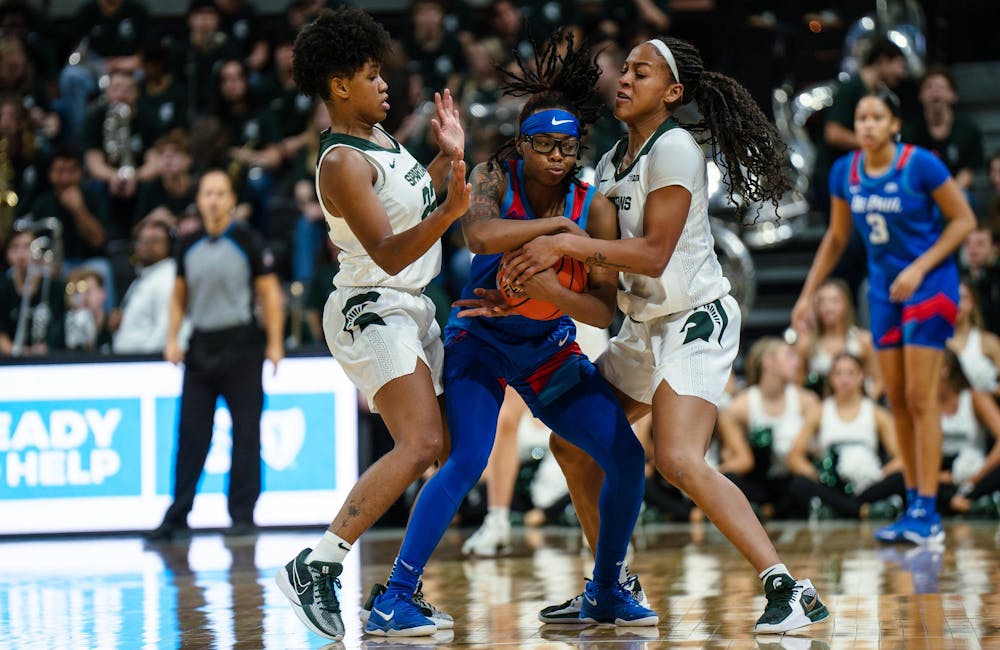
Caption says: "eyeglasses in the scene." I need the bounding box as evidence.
[525,135,581,157]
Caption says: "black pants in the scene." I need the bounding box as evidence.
[163,325,265,526]
[785,472,905,518]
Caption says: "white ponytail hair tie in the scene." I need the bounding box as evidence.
[646,39,680,83]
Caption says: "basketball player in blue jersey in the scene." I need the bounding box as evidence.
[276,8,471,641]
[359,33,657,635]
[793,88,976,545]
[473,36,830,633]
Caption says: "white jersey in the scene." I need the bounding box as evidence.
[941,389,984,457]
[316,125,442,290]
[747,385,802,471]
[595,119,730,320]
[957,328,999,393]
[818,397,877,454]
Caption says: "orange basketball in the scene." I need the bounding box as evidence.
[496,256,589,320]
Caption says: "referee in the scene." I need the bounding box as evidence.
[149,169,284,540]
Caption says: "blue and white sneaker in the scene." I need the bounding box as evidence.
[578,580,659,626]
[364,589,437,637]
[539,574,648,624]
[275,548,345,641]
[874,511,913,543]
[361,581,454,629]
[900,509,945,545]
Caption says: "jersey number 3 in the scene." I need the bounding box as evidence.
[866,213,889,244]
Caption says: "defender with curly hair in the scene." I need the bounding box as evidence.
[275,7,471,641]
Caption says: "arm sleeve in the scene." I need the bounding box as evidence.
[912,147,951,193]
[645,133,703,194]
[829,155,849,200]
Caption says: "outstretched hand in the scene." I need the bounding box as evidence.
[431,89,464,157]
[442,148,471,219]
[453,288,513,318]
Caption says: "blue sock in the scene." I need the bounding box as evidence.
[385,556,422,598]
[906,488,918,510]
[914,494,937,517]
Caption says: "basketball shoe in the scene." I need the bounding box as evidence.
[754,574,830,633]
[361,581,454,629]
[461,511,511,556]
[364,589,437,637]
[538,574,648,624]
[275,548,345,641]
[898,508,945,545]
[578,579,659,626]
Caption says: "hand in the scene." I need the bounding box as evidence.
[431,89,464,157]
[790,295,814,337]
[453,288,514,318]
[504,235,563,286]
[107,309,123,332]
[441,151,471,220]
[889,264,925,302]
[559,217,590,238]
[266,341,284,375]
[520,268,561,302]
[58,185,86,213]
[164,338,184,365]
[950,493,971,513]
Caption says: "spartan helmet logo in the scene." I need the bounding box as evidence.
[681,311,713,345]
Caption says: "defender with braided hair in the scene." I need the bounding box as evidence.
[497,36,830,633]
[360,30,657,632]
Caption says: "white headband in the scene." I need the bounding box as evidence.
[646,39,680,83]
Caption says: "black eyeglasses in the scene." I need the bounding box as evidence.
[525,135,581,157]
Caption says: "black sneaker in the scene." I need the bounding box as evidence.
[754,575,830,634]
[361,581,454,629]
[275,548,345,640]
[144,520,191,542]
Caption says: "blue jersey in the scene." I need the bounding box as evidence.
[829,143,956,300]
[444,160,596,357]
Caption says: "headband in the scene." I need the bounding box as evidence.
[646,39,680,83]
[520,109,580,138]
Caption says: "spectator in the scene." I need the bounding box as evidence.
[902,65,984,191]
[138,38,189,143]
[59,0,149,138]
[717,337,819,518]
[111,217,179,353]
[214,0,268,75]
[303,236,339,345]
[793,278,882,397]
[987,150,1000,234]
[288,101,329,283]
[961,225,1000,333]
[0,227,65,355]
[785,353,903,519]
[947,279,1000,395]
[134,129,197,226]
[170,0,240,118]
[149,169,284,540]
[1,95,43,232]
[27,150,112,292]
[0,1,56,82]
[256,30,313,165]
[64,266,111,352]
[81,70,158,238]
[404,0,464,100]
[0,35,56,142]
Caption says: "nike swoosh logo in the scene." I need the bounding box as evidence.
[337,542,351,552]
[802,595,818,612]
[557,333,570,347]
[374,607,395,621]
[598,178,610,183]
[584,594,598,607]
[551,118,574,125]
[292,567,311,595]
[389,160,396,168]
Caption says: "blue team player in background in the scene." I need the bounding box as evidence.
[359,33,657,636]
[793,87,976,545]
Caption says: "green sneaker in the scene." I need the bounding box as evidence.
[754,575,830,634]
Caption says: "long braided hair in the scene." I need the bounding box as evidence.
[654,37,793,208]
[489,30,602,184]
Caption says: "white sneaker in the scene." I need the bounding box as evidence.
[461,514,511,557]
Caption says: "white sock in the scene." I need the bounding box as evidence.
[759,563,791,582]
[307,531,351,564]
[487,507,510,522]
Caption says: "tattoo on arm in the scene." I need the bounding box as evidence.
[461,164,504,230]
[585,252,632,272]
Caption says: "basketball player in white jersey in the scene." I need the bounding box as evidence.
[499,36,831,633]
[274,8,470,641]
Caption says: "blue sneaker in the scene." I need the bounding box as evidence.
[364,589,437,637]
[900,510,945,545]
[361,581,454,629]
[579,580,659,626]
[874,511,913,543]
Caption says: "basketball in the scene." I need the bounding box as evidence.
[496,256,589,320]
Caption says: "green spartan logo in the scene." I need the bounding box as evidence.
[681,299,729,346]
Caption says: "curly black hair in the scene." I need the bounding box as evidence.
[292,7,392,101]
[490,30,602,174]
[654,37,793,210]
